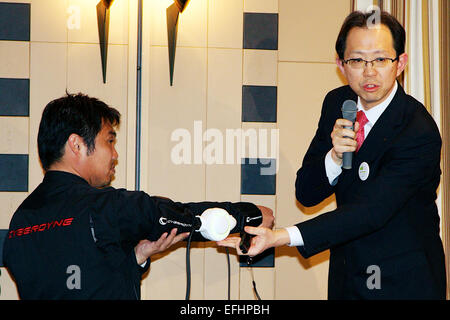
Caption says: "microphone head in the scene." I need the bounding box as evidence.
[341,99,357,122]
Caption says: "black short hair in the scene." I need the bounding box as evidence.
[335,10,406,59]
[37,92,121,171]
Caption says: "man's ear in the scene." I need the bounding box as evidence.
[67,133,86,157]
[396,52,408,77]
[336,57,346,76]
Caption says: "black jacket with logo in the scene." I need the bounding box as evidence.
[3,171,261,300]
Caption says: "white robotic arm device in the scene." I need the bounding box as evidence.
[195,208,237,241]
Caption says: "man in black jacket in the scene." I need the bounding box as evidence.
[3,93,273,300]
[219,11,446,299]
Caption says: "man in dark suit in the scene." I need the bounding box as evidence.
[219,11,446,299]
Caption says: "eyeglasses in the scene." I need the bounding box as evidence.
[342,57,399,69]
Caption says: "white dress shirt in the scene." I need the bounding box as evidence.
[285,82,398,247]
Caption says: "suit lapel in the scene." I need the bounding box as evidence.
[339,83,409,189]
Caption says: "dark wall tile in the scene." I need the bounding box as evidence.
[0,2,30,41]
[0,229,7,267]
[243,13,278,50]
[242,85,277,122]
[0,154,28,192]
[241,158,276,195]
[240,247,274,268]
[0,78,30,116]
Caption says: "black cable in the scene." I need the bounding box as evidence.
[186,235,232,300]
[185,230,194,300]
[249,261,261,300]
[252,279,261,300]
[225,247,231,300]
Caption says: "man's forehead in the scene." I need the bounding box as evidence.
[345,25,395,53]
[349,49,391,55]
[347,24,393,41]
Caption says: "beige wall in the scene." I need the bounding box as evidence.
[276,0,349,299]
[0,0,350,300]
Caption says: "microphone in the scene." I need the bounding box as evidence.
[341,100,357,169]
[196,208,237,241]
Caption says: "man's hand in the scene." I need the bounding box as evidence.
[134,228,189,265]
[330,119,360,166]
[217,226,290,256]
[256,205,274,229]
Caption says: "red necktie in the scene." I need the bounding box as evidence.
[356,110,369,152]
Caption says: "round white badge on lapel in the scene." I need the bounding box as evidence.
[358,162,370,181]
